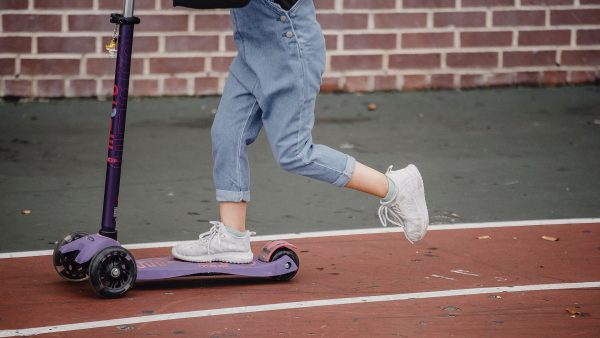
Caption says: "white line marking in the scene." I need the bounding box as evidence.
[1,281,598,337]
[430,274,456,281]
[451,269,480,277]
[1,217,598,259]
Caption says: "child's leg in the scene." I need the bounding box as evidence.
[220,202,247,231]
[345,162,389,199]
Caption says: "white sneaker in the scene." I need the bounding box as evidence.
[378,164,429,243]
[172,221,254,263]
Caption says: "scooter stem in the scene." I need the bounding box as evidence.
[100,0,138,240]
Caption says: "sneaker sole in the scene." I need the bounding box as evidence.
[405,164,429,242]
[171,250,254,264]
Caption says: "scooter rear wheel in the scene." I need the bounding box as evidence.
[88,246,137,298]
[269,248,300,281]
[53,231,90,282]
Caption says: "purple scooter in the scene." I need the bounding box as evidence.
[52,0,299,299]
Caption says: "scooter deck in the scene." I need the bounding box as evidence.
[136,255,298,281]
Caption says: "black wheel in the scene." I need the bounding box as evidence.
[88,246,137,298]
[53,231,89,282]
[270,248,300,281]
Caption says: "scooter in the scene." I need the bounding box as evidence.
[52,0,299,299]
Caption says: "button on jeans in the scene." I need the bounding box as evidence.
[212,0,356,202]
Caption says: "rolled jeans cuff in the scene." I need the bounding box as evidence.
[216,189,251,202]
[331,155,356,187]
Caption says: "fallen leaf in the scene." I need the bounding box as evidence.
[21,209,31,215]
[542,236,559,241]
[565,308,589,318]
[450,212,460,218]
[367,103,377,111]
[477,235,491,240]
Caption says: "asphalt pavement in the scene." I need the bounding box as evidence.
[1,86,599,252]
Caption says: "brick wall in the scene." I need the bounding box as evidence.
[1,0,599,98]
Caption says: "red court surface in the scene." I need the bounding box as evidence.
[1,221,599,337]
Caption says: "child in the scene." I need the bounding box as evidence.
[172,0,429,263]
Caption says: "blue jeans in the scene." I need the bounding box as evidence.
[212,0,356,202]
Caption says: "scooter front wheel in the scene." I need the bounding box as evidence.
[269,248,300,282]
[53,231,90,282]
[88,246,137,298]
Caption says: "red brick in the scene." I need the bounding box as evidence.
[430,74,454,89]
[374,13,428,29]
[4,80,32,97]
[324,34,337,50]
[34,0,91,9]
[503,51,556,67]
[150,57,205,74]
[462,0,514,6]
[165,35,220,52]
[67,79,96,97]
[195,14,232,31]
[562,50,600,65]
[577,30,600,45]
[0,37,31,53]
[3,15,61,32]
[570,71,598,84]
[374,75,397,91]
[343,76,370,93]
[37,37,96,54]
[21,59,80,75]
[522,0,573,5]
[403,75,427,91]
[516,71,541,85]
[447,52,498,68]
[551,9,600,25]
[160,0,173,8]
[434,12,486,28]
[493,11,546,26]
[389,53,440,69]
[461,31,512,47]
[211,56,234,72]
[542,71,567,86]
[100,79,114,97]
[37,79,64,97]
[460,74,486,88]
[164,78,189,96]
[320,77,342,92]
[581,0,600,3]
[99,0,155,10]
[69,15,109,31]
[317,14,368,30]
[518,30,571,46]
[138,15,189,32]
[87,58,143,75]
[133,36,159,52]
[0,0,28,10]
[331,55,382,71]
[402,32,453,48]
[403,0,455,8]
[344,0,395,9]
[488,73,515,87]
[314,0,335,9]
[225,35,236,51]
[132,79,158,96]
[344,34,396,50]
[0,59,15,75]
[194,77,219,95]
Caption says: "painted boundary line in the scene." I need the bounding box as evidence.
[1,281,599,337]
[1,218,599,259]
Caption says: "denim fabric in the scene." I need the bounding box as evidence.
[212,0,356,202]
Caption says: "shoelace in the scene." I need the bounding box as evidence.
[198,221,225,255]
[198,221,256,254]
[378,165,414,244]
